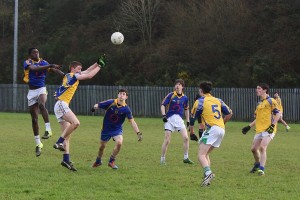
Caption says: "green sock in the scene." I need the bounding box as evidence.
[203,166,212,176]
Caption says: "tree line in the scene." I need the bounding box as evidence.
[1,0,299,87]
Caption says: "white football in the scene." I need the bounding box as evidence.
[111,32,124,45]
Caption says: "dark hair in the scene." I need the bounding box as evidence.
[194,94,201,101]
[28,47,37,55]
[274,91,279,95]
[199,81,212,94]
[174,79,185,87]
[257,83,269,94]
[118,88,128,96]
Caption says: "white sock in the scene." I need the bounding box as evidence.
[45,123,51,131]
[205,170,212,176]
[184,153,188,160]
[34,135,41,145]
[161,156,165,162]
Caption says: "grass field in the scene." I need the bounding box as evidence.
[0,112,299,200]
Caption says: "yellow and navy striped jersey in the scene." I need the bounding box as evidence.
[23,58,50,86]
[254,96,280,133]
[190,94,232,129]
[274,97,283,113]
[161,91,189,118]
[54,73,79,105]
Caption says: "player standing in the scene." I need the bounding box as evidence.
[91,89,143,169]
[242,83,281,176]
[160,79,193,165]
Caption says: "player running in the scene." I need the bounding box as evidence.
[190,81,232,187]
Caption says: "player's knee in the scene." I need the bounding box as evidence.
[74,121,80,128]
[164,139,170,146]
[260,145,267,152]
[116,141,122,147]
[38,103,46,111]
[71,120,80,129]
[100,144,106,150]
[115,143,122,151]
[251,147,258,153]
[183,136,189,142]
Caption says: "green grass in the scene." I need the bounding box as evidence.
[0,112,299,200]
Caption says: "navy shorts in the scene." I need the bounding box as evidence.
[101,130,122,142]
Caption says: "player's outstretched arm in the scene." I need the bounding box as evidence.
[82,54,106,74]
[91,104,99,112]
[50,67,65,77]
[29,64,61,71]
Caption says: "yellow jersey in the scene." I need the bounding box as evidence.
[274,97,283,113]
[54,73,79,105]
[190,94,232,129]
[254,96,280,134]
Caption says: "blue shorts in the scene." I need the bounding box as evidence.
[101,130,123,142]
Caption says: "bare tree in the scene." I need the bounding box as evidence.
[117,0,161,46]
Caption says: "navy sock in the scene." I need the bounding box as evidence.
[95,157,101,164]
[63,154,69,162]
[199,129,204,138]
[259,166,265,171]
[254,162,260,168]
[57,137,65,144]
[109,155,115,163]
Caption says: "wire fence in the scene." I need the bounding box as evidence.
[1,84,299,122]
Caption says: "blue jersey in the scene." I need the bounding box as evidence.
[99,99,133,134]
[23,58,49,87]
[161,91,189,119]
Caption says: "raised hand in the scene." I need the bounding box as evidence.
[97,54,106,67]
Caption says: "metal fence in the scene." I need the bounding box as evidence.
[1,84,299,122]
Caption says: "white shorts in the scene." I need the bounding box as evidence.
[27,87,47,106]
[254,131,275,140]
[199,125,225,148]
[54,100,71,122]
[164,114,186,132]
